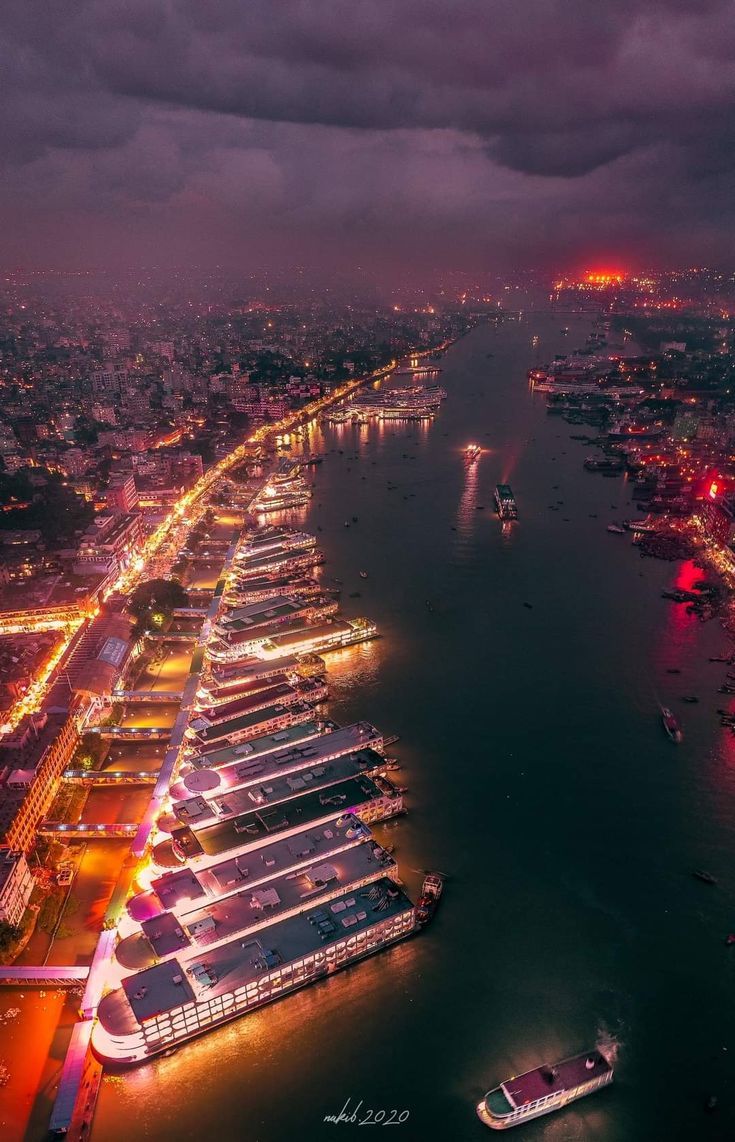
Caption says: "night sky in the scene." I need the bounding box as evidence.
[3,0,735,271]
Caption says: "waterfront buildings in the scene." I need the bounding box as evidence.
[0,848,34,925]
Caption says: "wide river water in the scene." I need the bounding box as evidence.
[92,312,735,1142]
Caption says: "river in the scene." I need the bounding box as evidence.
[90,311,735,1142]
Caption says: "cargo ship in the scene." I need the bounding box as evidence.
[476,1046,614,1129]
[494,484,518,520]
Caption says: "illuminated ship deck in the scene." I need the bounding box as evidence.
[216,595,326,633]
[260,618,376,657]
[117,838,394,970]
[161,773,401,864]
[171,748,389,827]
[95,878,414,1060]
[233,545,322,577]
[187,700,315,747]
[186,718,333,769]
[183,720,383,785]
[503,1051,612,1109]
[131,812,374,922]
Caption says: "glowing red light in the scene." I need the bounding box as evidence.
[709,481,719,500]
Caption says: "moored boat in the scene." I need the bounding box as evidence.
[416,872,443,926]
[494,484,518,521]
[477,1046,614,1129]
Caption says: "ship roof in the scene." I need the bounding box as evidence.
[192,701,310,744]
[188,719,328,768]
[99,879,413,1035]
[173,773,385,861]
[186,722,381,783]
[172,749,386,828]
[120,839,393,967]
[265,619,352,651]
[222,616,318,645]
[138,811,366,921]
[199,682,297,721]
[234,546,316,574]
[503,1050,611,1108]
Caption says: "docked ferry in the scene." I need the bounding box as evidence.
[476,1047,614,1129]
[494,484,518,520]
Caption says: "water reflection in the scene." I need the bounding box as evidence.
[453,452,481,560]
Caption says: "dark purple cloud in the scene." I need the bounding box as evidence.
[2,0,735,269]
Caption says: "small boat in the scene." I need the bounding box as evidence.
[464,443,482,463]
[661,706,683,742]
[666,668,681,674]
[477,1045,614,1130]
[416,872,443,926]
[352,516,358,523]
[348,591,361,598]
[359,570,368,580]
[725,934,735,946]
[682,696,698,703]
[693,870,717,885]
[705,1095,718,1111]
[523,602,533,609]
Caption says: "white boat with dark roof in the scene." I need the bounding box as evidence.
[476,1046,614,1129]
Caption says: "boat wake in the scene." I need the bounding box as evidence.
[596,1024,623,1064]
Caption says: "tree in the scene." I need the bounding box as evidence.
[0,921,21,954]
[128,578,189,635]
[0,468,93,546]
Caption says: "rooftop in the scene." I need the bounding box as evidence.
[233,545,319,576]
[503,1051,612,1108]
[263,619,354,653]
[172,749,387,827]
[167,773,386,862]
[99,878,413,1034]
[190,700,313,745]
[119,839,391,968]
[187,718,331,769]
[178,722,381,794]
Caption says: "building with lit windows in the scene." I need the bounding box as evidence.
[0,848,33,926]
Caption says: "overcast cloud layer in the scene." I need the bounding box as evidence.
[2,0,735,271]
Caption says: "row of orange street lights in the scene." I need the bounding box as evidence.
[0,358,402,740]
